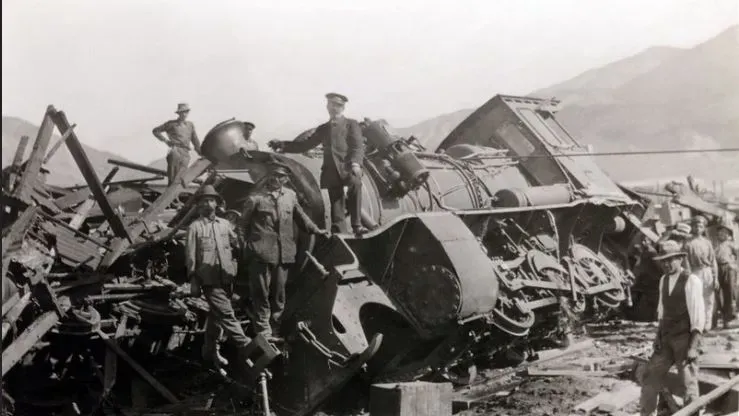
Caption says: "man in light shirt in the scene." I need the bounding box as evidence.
[685,215,719,330]
[639,239,705,416]
[715,222,737,328]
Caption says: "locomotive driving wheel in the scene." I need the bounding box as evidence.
[571,244,625,308]
[489,291,535,337]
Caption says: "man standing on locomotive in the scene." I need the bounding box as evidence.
[685,215,719,330]
[240,164,329,342]
[242,121,259,151]
[640,240,705,416]
[268,93,370,235]
[186,185,251,375]
[152,103,202,185]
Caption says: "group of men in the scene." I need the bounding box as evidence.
[166,93,370,374]
[640,215,737,416]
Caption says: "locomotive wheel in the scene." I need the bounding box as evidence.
[489,292,535,337]
[571,244,624,308]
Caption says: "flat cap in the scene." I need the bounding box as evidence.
[243,121,255,129]
[325,92,348,105]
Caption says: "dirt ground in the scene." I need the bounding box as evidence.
[454,319,739,416]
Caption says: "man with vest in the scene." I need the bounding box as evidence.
[186,185,251,375]
[153,103,202,185]
[685,215,719,330]
[268,93,370,235]
[639,239,705,416]
[240,164,329,341]
[715,222,737,328]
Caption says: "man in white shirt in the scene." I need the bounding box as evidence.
[640,239,705,416]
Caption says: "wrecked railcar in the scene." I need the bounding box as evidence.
[1,96,652,416]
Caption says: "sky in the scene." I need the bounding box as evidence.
[2,0,738,164]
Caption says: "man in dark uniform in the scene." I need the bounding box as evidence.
[153,103,202,185]
[240,164,329,341]
[639,240,705,416]
[242,122,259,151]
[268,93,369,234]
[186,185,251,375]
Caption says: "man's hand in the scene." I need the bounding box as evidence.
[315,229,331,239]
[268,140,284,152]
[351,163,362,177]
[686,346,700,363]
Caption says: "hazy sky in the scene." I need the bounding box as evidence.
[3,0,738,163]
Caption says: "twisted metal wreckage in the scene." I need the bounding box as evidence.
[1,95,671,415]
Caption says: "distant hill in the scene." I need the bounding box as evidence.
[1,115,128,187]
[397,25,739,181]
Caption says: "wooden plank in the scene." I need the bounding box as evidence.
[525,368,610,377]
[672,375,739,416]
[1,292,21,318]
[96,330,179,404]
[1,292,32,342]
[14,108,55,202]
[370,382,452,416]
[48,107,131,242]
[99,158,212,269]
[1,311,59,376]
[5,135,30,192]
[43,123,77,164]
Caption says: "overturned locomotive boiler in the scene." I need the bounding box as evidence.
[199,95,641,415]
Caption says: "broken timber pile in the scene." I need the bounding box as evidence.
[1,106,222,415]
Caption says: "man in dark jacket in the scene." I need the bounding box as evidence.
[268,93,369,234]
[240,164,329,341]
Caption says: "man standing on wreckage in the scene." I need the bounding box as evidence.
[186,185,252,376]
[152,103,202,185]
[268,93,372,235]
[240,164,330,342]
[640,239,705,416]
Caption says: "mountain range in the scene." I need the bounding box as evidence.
[3,25,738,186]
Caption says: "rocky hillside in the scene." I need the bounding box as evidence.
[1,116,127,187]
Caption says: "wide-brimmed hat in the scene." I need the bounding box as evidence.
[717,223,734,237]
[653,240,687,261]
[196,184,223,204]
[670,222,692,239]
[175,103,191,113]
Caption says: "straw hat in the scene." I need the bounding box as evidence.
[176,103,191,113]
[653,240,687,261]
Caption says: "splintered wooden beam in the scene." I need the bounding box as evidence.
[96,330,179,404]
[43,123,77,164]
[5,135,30,192]
[1,292,32,342]
[14,107,55,202]
[99,158,213,269]
[47,107,131,243]
[672,375,739,416]
[2,311,59,376]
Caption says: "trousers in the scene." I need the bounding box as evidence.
[717,264,737,323]
[202,285,251,362]
[166,147,190,185]
[327,175,363,233]
[248,261,290,337]
[639,332,699,416]
[694,267,716,331]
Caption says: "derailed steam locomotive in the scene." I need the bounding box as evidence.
[198,94,642,415]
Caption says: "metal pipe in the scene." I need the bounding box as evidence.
[108,158,167,176]
[260,372,270,416]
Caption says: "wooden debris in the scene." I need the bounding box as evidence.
[671,375,739,416]
[525,368,610,377]
[2,311,60,376]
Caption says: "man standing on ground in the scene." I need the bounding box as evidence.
[715,222,737,328]
[240,164,329,342]
[268,93,370,234]
[186,185,251,375]
[639,240,705,416]
[153,103,202,185]
[685,215,719,330]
